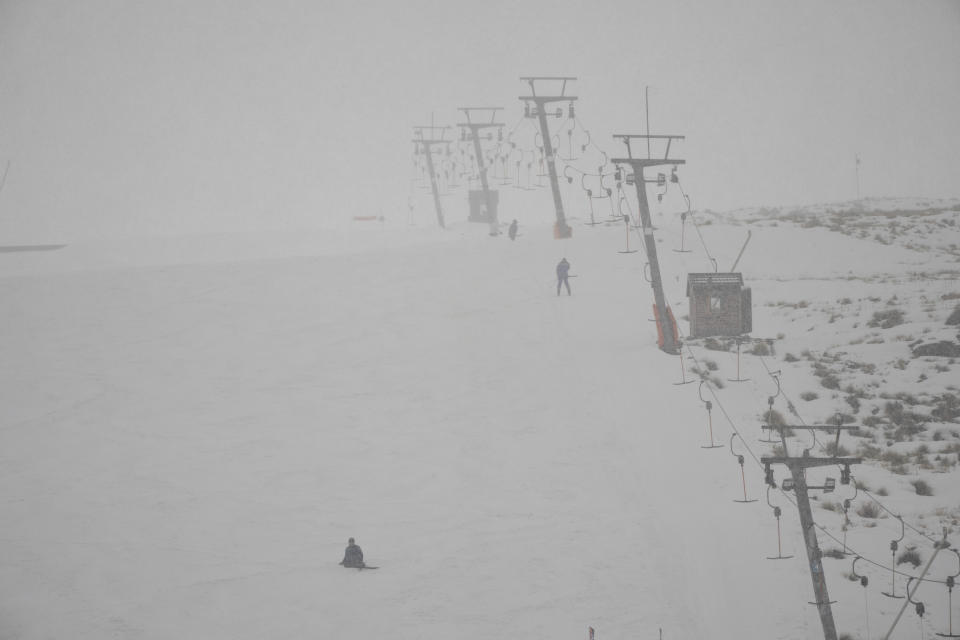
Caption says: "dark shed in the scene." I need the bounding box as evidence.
[686,273,752,338]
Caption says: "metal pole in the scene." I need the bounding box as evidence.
[632,167,676,353]
[469,126,498,234]
[535,103,570,237]
[792,464,839,640]
[855,154,861,200]
[645,86,651,159]
[422,143,445,229]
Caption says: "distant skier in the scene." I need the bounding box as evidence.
[340,537,365,568]
[508,219,518,241]
[556,258,571,296]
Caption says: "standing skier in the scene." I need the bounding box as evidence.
[508,219,518,240]
[556,258,571,296]
[340,537,365,568]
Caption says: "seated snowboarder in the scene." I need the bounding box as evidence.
[340,537,365,568]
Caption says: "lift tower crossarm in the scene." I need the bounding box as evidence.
[611,134,685,354]
[458,107,504,233]
[413,125,452,229]
[520,77,577,237]
[519,76,578,98]
[613,134,686,162]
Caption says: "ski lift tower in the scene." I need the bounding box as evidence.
[412,124,452,229]
[458,107,504,235]
[519,77,576,238]
[612,133,684,354]
[762,423,863,640]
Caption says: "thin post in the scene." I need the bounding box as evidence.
[855,154,861,200]
[645,86,650,159]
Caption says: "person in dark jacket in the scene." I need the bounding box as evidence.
[556,258,571,296]
[340,537,365,568]
[508,219,518,240]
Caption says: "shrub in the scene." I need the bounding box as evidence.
[913,341,960,358]
[911,479,934,496]
[856,502,880,518]
[823,548,847,560]
[857,442,882,459]
[868,309,906,329]
[947,306,960,326]
[897,549,922,568]
[764,409,788,429]
[821,374,841,390]
[784,353,800,362]
[833,412,857,425]
[824,441,850,456]
[800,391,819,401]
[749,341,771,356]
[931,393,960,422]
[704,338,729,352]
[875,486,889,496]
[846,395,861,413]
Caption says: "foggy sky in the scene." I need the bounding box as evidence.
[1,0,958,240]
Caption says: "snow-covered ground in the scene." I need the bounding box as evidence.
[2,196,959,639]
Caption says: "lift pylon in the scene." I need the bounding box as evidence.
[612,133,685,354]
[458,107,504,235]
[763,423,863,640]
[412,124,453,229]
[520,77,577,238]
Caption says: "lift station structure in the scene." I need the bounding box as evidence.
[519,76,577,238]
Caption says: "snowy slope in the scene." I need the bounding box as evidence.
[2,199,959,639]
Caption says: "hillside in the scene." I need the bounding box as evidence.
[1,196,959,639]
